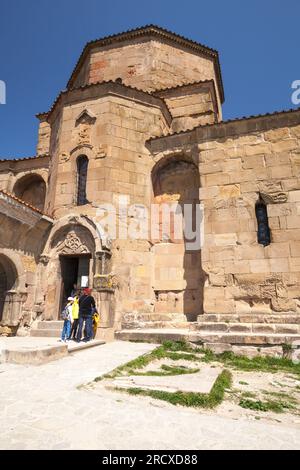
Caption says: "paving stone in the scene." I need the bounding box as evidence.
[108,365,221,394]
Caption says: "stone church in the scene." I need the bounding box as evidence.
[1,25,300,350]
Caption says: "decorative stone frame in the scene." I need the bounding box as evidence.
[39,214,101,319]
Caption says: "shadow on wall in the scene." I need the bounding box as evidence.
[0,254,17,324]
[152,155,205,321]
[13,174,46,211]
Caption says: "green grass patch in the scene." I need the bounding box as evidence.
[95,344,168,381]
[239,398,297,413]
[239,381,249,385]
[121,369,232,409]
[162,340,196,352]
[130,364,200,377]
[241,391,257,399]
[199,349,300,376]
[94,341,202,381]
[94,340,300,384]
[164,351,201,361]
[262,390,298,403]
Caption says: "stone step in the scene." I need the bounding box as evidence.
[116,328,190,343]
[123,313,188,323]
[121,320,191,330]
[31,329,62,338]
[36,321,63,330]
[191,322,300,334]
[197,314,300,324]
[116,328,300,346]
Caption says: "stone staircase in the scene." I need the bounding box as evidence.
[116,312,300,352]
[192,313,300,334]
[31,321,63,338]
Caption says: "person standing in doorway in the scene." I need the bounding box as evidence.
[76,288,97,342]
[70,283,78,298]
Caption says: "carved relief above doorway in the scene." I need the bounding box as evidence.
[50,225,96,256]
[55,231,90,255]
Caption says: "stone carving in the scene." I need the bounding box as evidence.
[260,190,288,204]
[93,273,118,290]
[56,231,89,254]
[75,109,96,126]
[73,110,96,146]
[259,182,288,204]
[60,152,70,163]
[95,145,107,159]
[75,124,91,145]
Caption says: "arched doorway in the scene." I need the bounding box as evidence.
[0,255,18,323]
[44,223,97,320]
[151,156,204,321]
[13,174,46,211]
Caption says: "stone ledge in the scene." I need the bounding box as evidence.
[1,343,68,365]
[116,328,300,348]
[0,338,106,365]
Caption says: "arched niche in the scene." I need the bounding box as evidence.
[13,173,46,211]
[151,154,204,321]
[0,253,23,326]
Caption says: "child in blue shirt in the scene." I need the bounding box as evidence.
[60,297,74,342]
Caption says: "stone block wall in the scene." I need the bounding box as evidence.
[199,122,300,315]
[44,86,171,323]
[36,116,51,156]
[148,111,300,319]
[72,39,221,105]
[155,82,219,133]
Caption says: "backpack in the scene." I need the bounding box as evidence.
[61,305,69,321]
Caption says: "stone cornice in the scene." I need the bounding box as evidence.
[147,107,300,150]
[37,80,173,127]
[0,155,50,173]
[0,154,49,164]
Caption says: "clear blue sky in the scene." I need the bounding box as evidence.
[0,0,299,157]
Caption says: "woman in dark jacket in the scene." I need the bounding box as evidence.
[76,287,97,342]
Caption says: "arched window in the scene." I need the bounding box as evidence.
[76,155,89,206]
[255,199,271,246]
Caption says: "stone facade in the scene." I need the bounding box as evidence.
[0,25,299,344]
[148,112,300,324]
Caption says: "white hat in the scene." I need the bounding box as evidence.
[68,296,74,301]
